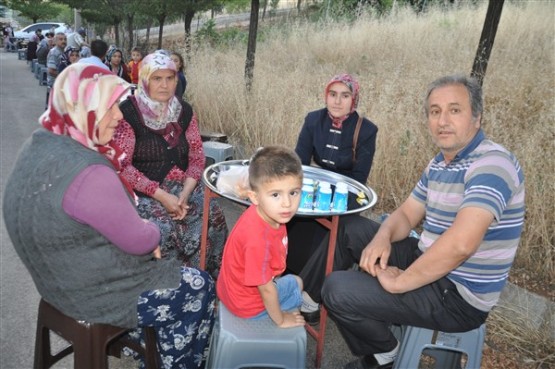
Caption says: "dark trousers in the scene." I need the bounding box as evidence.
[321,238,489,356]
[299,215,380,302]
[286,216,328,275]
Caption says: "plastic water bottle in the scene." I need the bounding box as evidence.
[299,184,315,210]
[315,182,332,212]
[313,181,326,209]
[332,182,349,212]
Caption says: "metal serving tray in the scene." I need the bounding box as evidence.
[202,160,377,217]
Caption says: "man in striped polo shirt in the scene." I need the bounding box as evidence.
[322,74,525,369]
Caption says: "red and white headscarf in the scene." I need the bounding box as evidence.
[324,73,360,129]
[39,63,132,187]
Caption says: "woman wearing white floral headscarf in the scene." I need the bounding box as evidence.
[3,63,216,369]
[114,51,227,278]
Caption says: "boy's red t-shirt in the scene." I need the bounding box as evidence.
[217,205,288,318]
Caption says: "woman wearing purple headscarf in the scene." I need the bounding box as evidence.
[287,73,380,325]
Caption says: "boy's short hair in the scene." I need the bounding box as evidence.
[131,46,143,55]
[249,146,303,191]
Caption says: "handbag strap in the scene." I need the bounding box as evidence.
[352,115,363,163]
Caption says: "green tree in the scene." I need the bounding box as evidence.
[6,0,62,23]
[180,0,214,55]
[54,0,130,45]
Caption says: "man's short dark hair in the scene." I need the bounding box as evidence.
[90,39,108,59]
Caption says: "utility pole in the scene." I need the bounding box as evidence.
[74,9,82,31]
[471,0,505,86]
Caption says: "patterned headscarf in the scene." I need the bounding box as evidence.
[106,47,122,63]
[105,47,127,78]
[135,51,182,133]
[60,46,79,68]
[39,64,132,188]
[324,73,360,129]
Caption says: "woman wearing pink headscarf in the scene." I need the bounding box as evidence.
[3,64,216,368]
[114,51,227,278]
[288,73,379,324]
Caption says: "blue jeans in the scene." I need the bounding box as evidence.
[251,274,303,320]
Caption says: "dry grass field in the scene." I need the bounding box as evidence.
[185,1,554,285]
[163,1,554,367]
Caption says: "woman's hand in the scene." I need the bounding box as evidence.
[175,189,191,221]
[152,246,162,259]
[154,188,186,220]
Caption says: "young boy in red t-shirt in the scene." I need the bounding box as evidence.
[217,146,306,328]
[127,47,143,85]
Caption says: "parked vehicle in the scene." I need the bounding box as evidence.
[14,22,69,40]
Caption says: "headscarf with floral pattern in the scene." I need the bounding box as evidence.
[135,51,182,134]
[324,73,360,129]
[39,63,132,192]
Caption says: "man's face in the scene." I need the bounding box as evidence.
[55,34,67,49]
[427,84,481,162]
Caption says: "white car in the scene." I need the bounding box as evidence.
[14,22,69,40]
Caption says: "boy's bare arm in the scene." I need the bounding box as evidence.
[258,280,305,328]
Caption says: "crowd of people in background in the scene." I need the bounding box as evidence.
[11,24,187,99]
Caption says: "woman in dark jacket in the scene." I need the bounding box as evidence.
[287,73,379,324]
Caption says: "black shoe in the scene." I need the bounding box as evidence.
[343,355,394,369]
[300,309,320,325]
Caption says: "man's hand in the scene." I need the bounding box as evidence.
[376,266,404,293]
[359,234,392,277]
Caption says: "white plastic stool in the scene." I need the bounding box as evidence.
[206,301,306,369]
[203,141,234,167]
[393,324,486,369]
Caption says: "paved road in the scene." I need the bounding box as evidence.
[0,49,356,369]
[1,49,47,369]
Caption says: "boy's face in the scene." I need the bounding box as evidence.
[248,175,302,229]
[131,51,142,62]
